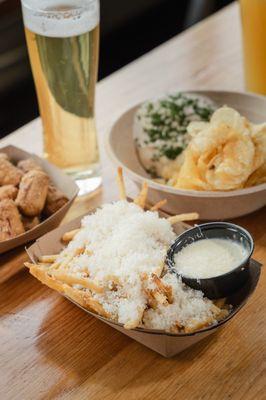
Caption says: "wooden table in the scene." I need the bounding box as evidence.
[1,3,265,399]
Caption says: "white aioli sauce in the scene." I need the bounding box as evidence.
[174,238,247,279]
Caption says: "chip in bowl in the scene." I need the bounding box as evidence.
[175,107,266,191]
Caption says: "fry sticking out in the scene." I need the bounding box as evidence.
[38,255,58,263]
[51,271,104,293]
[116,167,126,200]
[62,228,80,242]
[150,199,167,211]
[134,181,148,208]
[168,212,199,224]
[24,262,37,269]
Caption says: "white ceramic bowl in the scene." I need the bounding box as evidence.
[106,90,266,220]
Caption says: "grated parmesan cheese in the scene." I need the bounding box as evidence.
[143,273,222,332]
[57,200,228,331]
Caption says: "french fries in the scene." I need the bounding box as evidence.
[25,261,109,317]
[134,181,148,208]
[116,166,126,200]
[62,228,80,242]
[150,199,167,211]
[38,255,58,263]
[168,212,199,224]
[25,167,229,335]
[25,262,66,293]
[51,270,104,293]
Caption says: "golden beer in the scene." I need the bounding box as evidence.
[21,1,101,192]
[240,0,266,94]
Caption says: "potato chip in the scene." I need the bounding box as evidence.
[210,106,250,135]
[146,104,266,191]
[176,114,257,190]
[205,131,255,190]
[245,162,266,187]
[187,121,209,138]
[175,148,209,190]
[250,123,266,171]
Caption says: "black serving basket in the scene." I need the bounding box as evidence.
[166,222,254,299]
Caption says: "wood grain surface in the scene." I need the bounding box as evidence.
[1,3,265,399]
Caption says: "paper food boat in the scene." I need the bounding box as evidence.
[0,145,79,254]
[26,211,261,357]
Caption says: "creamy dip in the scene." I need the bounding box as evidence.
[174,238,248,279]
[134,92,217,179]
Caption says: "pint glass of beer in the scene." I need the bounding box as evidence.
[21,0,101,194]
[240,0,266,95]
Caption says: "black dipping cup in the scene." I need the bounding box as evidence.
[166,222,254,299]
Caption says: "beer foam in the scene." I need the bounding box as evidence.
[22,0,99,37]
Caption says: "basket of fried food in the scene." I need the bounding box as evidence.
[0,145,78,253]
[25,168,261,357]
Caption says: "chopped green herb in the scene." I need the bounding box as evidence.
[135,92,216,162]
[160,146,183,160]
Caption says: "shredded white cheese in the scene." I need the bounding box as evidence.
[143,273,220,332]
[57,201,227,331]
[65,201,175,280]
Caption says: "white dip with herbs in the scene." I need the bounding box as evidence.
[134,92,217,180]
[174,238,248,279]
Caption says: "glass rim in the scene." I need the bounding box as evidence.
[21,0,97,15]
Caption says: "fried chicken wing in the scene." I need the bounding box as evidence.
[17,158,43,173]
[0,158,23,186]
[0,199,25,241]
[43,185,68,216]
[16,170,49,216]
[0,185,18,201]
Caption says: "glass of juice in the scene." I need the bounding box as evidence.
[21,0,101,195]
[240,0,266,95]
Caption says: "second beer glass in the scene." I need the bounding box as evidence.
[240,0,266,95]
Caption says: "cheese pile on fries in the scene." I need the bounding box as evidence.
[25,169,228,333]
[161,107,266,190]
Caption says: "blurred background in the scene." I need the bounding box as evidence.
[0,0,233,138]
